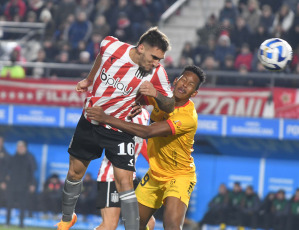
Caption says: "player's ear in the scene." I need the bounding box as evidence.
[137,44,145,54]
[173,78,178,85]
[191,90,198,97]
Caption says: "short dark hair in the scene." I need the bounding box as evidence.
[181,65,206,89]
[137,27,171,52]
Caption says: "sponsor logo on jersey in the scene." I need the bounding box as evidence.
[173,120,182,126]
[100,68,133,96]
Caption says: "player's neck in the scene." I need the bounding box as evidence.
[174,98,189,108]
[129,47,139,64]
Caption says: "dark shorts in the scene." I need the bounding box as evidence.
[68,114,135,171]
[96,179,140,209]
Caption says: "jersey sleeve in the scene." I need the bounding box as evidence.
[166,113,196,135]
[100,36,119,56]
[150,66,173,97]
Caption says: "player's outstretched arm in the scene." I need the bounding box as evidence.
[138,81,174,113]
[76,53,102,92]
[86,106,172,138]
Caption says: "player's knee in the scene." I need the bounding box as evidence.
[67,168,84,181]
[115,178,132,191]
[163,217,183,230]
[139,219,148,230]
[101,220,119,230]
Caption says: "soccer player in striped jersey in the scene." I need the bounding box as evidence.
[86,65,206,230]
[57,27,174,230]
[94,108,155,230]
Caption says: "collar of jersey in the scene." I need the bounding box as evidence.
[175,100,190,109]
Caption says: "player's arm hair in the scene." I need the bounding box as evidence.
[86,52,102,82]
[154,92,175,113]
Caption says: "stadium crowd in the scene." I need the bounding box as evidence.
[198,182,299,230]
[1,0,299,79]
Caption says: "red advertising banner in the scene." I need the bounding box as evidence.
[273,88,299,119]
[192,88,271,117]
[0,78,86,107]
[1,78,299,119]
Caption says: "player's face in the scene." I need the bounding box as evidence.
[173,71,199,101]
[138,44,165,73]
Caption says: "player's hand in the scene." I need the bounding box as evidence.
[76,78,93,92]
[139,81,158,98]
[127,102,142,120]
[86,106,107,122]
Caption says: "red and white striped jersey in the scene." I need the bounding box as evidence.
[97,108,150,182]
[83,36,172,127]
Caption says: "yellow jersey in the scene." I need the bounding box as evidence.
[146,96,197,181]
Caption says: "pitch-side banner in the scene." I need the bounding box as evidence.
[273,88,299,119]
[0,78,86,107]
[192,88,271,117]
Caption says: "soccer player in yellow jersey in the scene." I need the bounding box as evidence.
[86,65,206,230]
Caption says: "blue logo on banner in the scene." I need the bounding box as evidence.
[0,105,9,124]
[64,108,82,127]
[283,119,299,140]
[197,115,222,135]
[13,106,60,126]
[226,117,279,138]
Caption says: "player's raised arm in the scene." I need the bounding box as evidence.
[138,81,174,113]
[86,106,172,138]
[76,53,102,92]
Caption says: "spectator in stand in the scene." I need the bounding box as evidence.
[75,0,93,20]
[39,174,63,218]
[196,14,219,46]
[259,4,275,34]
[42,39,58,62]
[249,24,270,53]
[241,0,261,34]
[66,11,92,49]
[54,0,76,28]
[180,41,194,62]
[226,182,245,227]
[92,15,110,38]
[258,192,275,229]
[127,0,149,42]
[0,48,25,79]
[51,51,74,78]
[76,173,97,217]
[198,183,229,230]
[194,35,217,65]
[145,0,165,25]
[26,10,37,23]
[237,0,248,14]
[5,140,37,228]
[201,55,219,71]
[287,2,299,50]
[40,9,56,40]
[163,55,175,69]
[86,32,103,61]
[231,16,250,53]
[70,40,86,62]
[287,188,299,230]
[4,0,27,21]
[240,185,260,229]
[234,43,253,71]
[0,136,11,209]
[214,33,236,68]
[219,0,238,25]
[271,189,289,230]
[76,51,91,78]
[271,3,295,39]
[222,54,235,71]
[114,12,132,43]
[27,48,48,78]
[26,0,45,20]
[92,0,113,28]
[259,0,283,14]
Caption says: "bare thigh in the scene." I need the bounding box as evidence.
[163,197,187,230]
[67,155,90,181]
[139,202,157,230]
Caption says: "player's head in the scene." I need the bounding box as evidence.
[16,140,27,155]
[173,65,206,102]
[136,27,171,73]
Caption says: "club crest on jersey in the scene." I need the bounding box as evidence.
[111,191,119,203]
[100,68,133,95]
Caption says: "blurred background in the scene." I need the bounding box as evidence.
[1,0,299,229]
